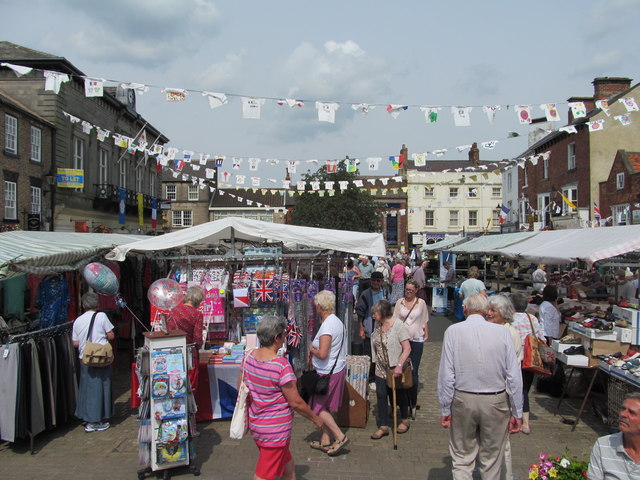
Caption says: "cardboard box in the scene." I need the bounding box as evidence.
[569,322,617,341]
[551,340,581,353]
[556,351,590,367]
[613,306,640,329]
[199,351,214,363]
[336,381,368,428]
[614,326,634,344]
[581,337,630,357]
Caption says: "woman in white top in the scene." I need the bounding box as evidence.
[486,294,520,480]
[392,279,429,411]
[72,292,115,433]
[309,290,349,457]
[539,285,561,342]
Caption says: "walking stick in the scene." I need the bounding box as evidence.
[392,375,398,450]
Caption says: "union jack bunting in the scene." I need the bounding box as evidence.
[254,278,274,303]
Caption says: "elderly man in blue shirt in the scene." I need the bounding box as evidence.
[438,293,522,480]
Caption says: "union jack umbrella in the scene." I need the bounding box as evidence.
[286,318,302,348]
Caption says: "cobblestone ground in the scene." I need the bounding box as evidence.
[0,314,609,479]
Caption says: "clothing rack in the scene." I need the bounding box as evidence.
[8,321,73,343]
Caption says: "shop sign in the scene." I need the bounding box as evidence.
[56,168,84,188]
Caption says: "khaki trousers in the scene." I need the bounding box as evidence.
[449,390,510,480]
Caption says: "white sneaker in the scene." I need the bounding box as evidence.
[85,422,110,432]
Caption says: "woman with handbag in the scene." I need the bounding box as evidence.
[244,315,322,480]
[370,299,412,439]
[308,290,349,457]
[392,279,429,413]
[72,292,115,433]
[510,293,547,435]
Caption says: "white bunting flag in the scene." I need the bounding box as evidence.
[1,62,33,76]
[540,103,560,122]
[559,125,577,134]
[252,177,260,187]
[568,101,587,118]
[162,88,187,102]
[367,157,381,171]
[206,168,215,179]
[588,119,605,132]
[276,98,303,108]
[386,104,408,119]
[420,106,441,124]
[296,181,306,191]
[352,103,375,114]
[481,140,498,150]
[338,181,349,190]
[202,91,228,109]
[316,102,339,123]
[595,100,610,116]
[248,158,261,171]
[515,105,532,124]
[413,153,426,166]
[451,106,472,126]
[287,161,298,174]
[84,78,104,97]
[232,157,242,169]
[482,105,501,124]
[310,181,320,191]
[242,97,265,119]
[614,114,631,126]
[619,97,639,112]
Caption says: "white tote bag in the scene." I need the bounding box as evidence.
[229,355,250,439]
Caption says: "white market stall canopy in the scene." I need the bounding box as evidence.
[445,231,539,255]
[422,236,468,252]
[106,217,387,261]
[495,225,640,264]
[0,231,150,278]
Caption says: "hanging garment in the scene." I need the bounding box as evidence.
[37,276,71,328]
[0,343,20,442]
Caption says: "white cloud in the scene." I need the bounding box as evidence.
[573,50,624,75]
[43,0,222,67]
[281,40,391,100]
[193,50,247,91]
[585,0,640,39]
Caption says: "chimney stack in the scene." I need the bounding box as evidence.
[592,77,631,101]
[468,142,479,167]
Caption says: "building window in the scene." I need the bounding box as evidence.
[149,171,156,197]
[188,184,199,201]
[523,166,528,187]
[492,210,501,227]
[468,210,478,227]
[99,149,109,185]
[425,210,434,227]
[5,114,18,154]
[119,158,127,188]
[506,172,513,192]
[492,187,501,197]
[449,210,459,227]
[4,181,17,219]
[468,187,478,198]
[166,184,176,200]
[30,126,42,162]
[561,186,578,214]
[172,210,193,227]
[543,157,549,179]
[612,204,630,225]
[520,198,530,224]
[424,186,434,198]
[30,186,41,214]
[135,167,143,192]
[616,172,625,190]
[449,187,458,198]
[568,143,576,170]
[73,136,84,170]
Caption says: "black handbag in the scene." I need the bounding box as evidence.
[300,325,345,401]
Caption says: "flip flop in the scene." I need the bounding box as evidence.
[309,441,331,452]
[326,436,350,456]
[370,429,390,440]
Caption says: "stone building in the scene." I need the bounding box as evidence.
[598,150,640,225]
[0,42,168,233]
[0,90,54,231]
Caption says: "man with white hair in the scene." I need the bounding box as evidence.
[438,293,522,480]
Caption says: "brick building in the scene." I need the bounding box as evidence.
[518,77,640,227]
[598,150,640,225]
[0,42,168,233]
[1,90,54,231]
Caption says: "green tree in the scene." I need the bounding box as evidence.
[290,161,380,232]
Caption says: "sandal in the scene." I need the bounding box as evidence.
[397,422,410,434]
[326,436,350,456]
[309,441,331,452]
[370,428,389,440]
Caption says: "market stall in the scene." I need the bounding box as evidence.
[0,231,149,451]
[112,218,385,423]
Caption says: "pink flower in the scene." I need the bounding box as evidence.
[539,454,548,462]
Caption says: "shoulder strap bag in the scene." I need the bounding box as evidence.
[382,325,413,390]
[82,311,114,367]
[522,314,553,375]
[230,351,251,439]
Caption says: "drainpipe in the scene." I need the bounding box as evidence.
[49,129,57,231]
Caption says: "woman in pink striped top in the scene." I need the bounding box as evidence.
[244,315,322,480]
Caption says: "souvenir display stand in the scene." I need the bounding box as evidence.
[136,330,200,479]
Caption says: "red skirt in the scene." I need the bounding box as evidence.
[255,441,292,480]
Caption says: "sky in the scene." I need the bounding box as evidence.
[2,0,640,182]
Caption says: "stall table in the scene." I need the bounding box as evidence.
[195,362,241,422]
[554,362,599,432]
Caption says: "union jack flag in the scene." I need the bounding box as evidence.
[286,318,302,348]
[280,273,290,302]
[254,278,274,303]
